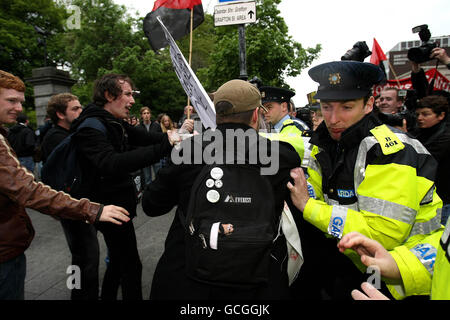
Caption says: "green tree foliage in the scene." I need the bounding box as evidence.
[0,0,67,117]
[60,0,140,81]
[98,46,188,120]
[59,1,190,120]
[200,0,321,91]
[1,0,320,124]
[0,0,67,78]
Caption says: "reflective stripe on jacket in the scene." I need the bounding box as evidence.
[260,118,306,164]
[305,123,443,273]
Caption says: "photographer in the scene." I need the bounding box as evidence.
[414,95,450,225]
[431,47,450,67]
[375,87,417,133]
[411,48,450,99]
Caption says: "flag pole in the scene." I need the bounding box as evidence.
[388,60,402,87]
[186,7,194,119]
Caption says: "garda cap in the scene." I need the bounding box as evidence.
[259,86,295,104]
[213,79,267,115]
[308,61,385,100]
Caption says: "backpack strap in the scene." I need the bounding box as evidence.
[183,164,213,232]
[76,117,107,134]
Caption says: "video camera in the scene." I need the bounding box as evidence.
[341,41,372,62]
[407,24,439,64]
[377,89,418,131]
[377,110,408,128]
[398,89,418,111]
[248,76,263,89]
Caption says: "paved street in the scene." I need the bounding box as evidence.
[24,203,175,300]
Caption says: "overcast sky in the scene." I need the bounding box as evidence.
[114,0,450,106]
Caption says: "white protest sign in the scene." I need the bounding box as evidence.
[156,16,216,129]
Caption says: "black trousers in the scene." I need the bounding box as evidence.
[60,219,99,300]
[96,220,142,300]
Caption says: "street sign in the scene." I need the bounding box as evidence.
[214,1,256,27]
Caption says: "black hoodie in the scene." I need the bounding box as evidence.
[71,104,172,217]
[7,123,36,157]
[415,120,450,204]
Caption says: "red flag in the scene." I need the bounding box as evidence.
[370,38,387,65]
[144,0,204,52]
[152,0,202,10]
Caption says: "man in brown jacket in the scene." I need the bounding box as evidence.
[0,70,130,300]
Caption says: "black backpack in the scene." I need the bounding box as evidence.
[41,118,106,196]
[184,163,277,288]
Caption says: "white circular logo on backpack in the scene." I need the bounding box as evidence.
[214,180,223,188]
[206,190,220,203]
[210,167,223,180]
[206,179,215,188]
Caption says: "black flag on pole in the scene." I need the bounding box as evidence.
[143,0,204,52]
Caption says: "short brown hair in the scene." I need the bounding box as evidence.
[382,87,404,102]
[93,74,134,107]
[140,106,150,115]
[47,93,79,125]
[0,70,26,92]
[216,101,254,125]
[417,95,448,118]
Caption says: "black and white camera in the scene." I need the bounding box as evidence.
[407,24,439,64]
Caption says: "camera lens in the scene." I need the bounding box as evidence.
[407,43,437,63]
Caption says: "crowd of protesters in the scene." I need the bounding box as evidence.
[0,46,449,301]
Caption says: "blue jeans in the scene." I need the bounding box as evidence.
[152,162,161,180]
[142,166,152,187]
[441,204,450,226]
[18,156,34,173]
[0,253,26,300]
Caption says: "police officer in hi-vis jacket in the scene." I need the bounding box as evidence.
[287,61,443,300]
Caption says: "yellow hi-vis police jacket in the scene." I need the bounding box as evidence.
[260,118,307,166]
[305,120,443,274]
[387,217,449,300]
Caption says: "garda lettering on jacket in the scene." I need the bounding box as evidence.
[337,189,355,198]
[328,206,348,239]
[307,182,316,199]
[411,243,437,275]
[330,217,344,238]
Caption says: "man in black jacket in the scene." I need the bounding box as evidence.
[41,93,82,162]
[41,93,100,300]
[137,106,161,186]
[7,113,36,172]
[142,79,301,300]
[415,95,450,224]
[72,73,175,300]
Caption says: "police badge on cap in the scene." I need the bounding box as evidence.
[308,61,385,101]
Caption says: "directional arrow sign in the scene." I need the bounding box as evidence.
[214,1,256,27]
